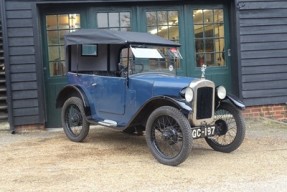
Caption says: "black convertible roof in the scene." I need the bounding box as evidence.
[64,29,180,47]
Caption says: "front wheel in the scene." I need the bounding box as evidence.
[205,102,245,153]
[61,97,90,142]
[145,106,192,166]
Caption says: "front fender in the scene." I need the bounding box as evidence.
[127,96,192,128]
[149,96,192,115]
[143,96,192,113]
[224,94,245,110]
[171,97,193,114]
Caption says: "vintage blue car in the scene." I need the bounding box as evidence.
[56,29,246,166]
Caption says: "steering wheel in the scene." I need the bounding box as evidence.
[133,64,144,73]
[119,65,128,77]
[118,63,144,77]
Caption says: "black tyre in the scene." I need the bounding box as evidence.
[205,102,245,153]
[145,106,192,166]
[61,97,90,142]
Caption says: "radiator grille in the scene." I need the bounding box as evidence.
[196,87,213,119]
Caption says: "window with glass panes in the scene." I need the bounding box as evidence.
[146,10,180,68]
[193,9,225,67]
[97,12,131,31]
[146,11,179,42]
[46,14,80,76]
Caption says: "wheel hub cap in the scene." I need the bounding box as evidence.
[215,119,228,135]
[162,127,178,145]
[71,114,81,126]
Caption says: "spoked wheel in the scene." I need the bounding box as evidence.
[205,102,245,153]
[146,106,192,166]
[61,97,90,142]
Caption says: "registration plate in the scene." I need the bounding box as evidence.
[191,126,216,139]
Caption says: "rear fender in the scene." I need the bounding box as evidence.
[56,85,91,116]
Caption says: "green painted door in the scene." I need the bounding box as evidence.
[140,6,186,76]
[43,9,135,127]
[141,5,231,91]
[185,5,232,91]
[43,13,81,127]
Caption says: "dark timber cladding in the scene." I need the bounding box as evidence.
[4,1,41,126]
[237,0,287,106]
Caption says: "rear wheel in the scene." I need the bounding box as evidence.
[145,106,192,166]
[205,102,245,153]
[61,97,90,142]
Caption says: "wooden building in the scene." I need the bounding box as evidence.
[0,0,286,131]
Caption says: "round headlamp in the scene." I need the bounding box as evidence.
[216,86,227,99]
[185,87,194,102]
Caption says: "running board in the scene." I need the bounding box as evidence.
[98,120,118,127]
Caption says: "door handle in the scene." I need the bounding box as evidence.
[228,49,231,57]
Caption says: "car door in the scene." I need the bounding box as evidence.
[85,75,126,116]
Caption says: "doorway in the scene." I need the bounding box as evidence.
[42,3,232,127]
[43,13,81,127]
[185,5,232,90]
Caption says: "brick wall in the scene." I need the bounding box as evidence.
[15,124,45,133]
[243,104,287,122]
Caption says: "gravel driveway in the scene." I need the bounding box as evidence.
[0,118,286,192]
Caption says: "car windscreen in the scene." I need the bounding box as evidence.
[119,46,182,76]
